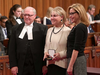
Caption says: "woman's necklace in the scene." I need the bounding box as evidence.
[50,24,64,42]
[49,24,64,50]
[52,24,64,34]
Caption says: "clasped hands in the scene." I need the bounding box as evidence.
[43,52,61,61]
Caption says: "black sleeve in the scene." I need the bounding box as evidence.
[8,26,18,68]
[6,21,13,39]
[0,42,4,51]
[43,25,48,66]
[74,24,87,51]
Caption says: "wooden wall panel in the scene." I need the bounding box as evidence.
[0,0,4,16]
[32,0,36,9]
[0,0,100,19]
[70,0,78,4]
[62,0,71,13]
[21,0,26,9]
[43,0,50,17]
[4,0,8,16]
[4,0,10,17]
[85,46,100,68]
[25,0,30,7]
[29,0,33,7]
[95,49,100,68]
[84,49,92,67]
[94,0,100,15]
[83,0,89,11]
[12,0,21,5]
[21,0,31,9]
[36,0,43,18]
[50,0,57,8]
[58,0,63,7]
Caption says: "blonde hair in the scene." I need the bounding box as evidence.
[67,3,90,27]
[53,6,66,24]
[46,7,53,18]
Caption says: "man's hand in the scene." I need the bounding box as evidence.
[42,66,48,75]
[11,66,18,75]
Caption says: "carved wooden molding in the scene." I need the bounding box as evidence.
[0,63,3,70]
[85,54,89,60]
[6,63,10,69]
[0,57,8,60]
[96,52,100,58]
[91,46,96,58]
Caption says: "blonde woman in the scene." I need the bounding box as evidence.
[43,6,71,75]
[66,3,90,75]
[43,7,53,25]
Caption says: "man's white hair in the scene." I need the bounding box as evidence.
[24,6,36,15]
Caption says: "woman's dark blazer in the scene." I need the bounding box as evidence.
[6,18,24,39]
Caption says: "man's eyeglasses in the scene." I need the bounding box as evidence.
[23,14,34,17]
[69,12,77,15]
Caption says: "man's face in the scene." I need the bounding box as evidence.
[0,19,8,28]
[89,8,95,15]
[35,18,41,24]
[23,8,36,25]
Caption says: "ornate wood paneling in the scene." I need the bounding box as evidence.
[36,0,43,17]
[95,48,100,68]
[12,0,21,5]
[43,0,50,16]
[0,0,100,19]
[0,55,12,75]
[85,46,100,68]
[84,48,92,67]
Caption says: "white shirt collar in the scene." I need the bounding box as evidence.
[19,22,34,40]
[13,16,20,20]
[13,16,16,20]
[25,22,34,27]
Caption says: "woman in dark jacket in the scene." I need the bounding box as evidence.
[66,3,90,75]
[6,4,23,39]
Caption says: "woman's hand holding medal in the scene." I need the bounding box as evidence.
[53,53,60,61]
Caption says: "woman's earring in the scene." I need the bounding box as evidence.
[61,19,63,23]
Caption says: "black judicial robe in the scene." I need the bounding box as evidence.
[9,22,48,75]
